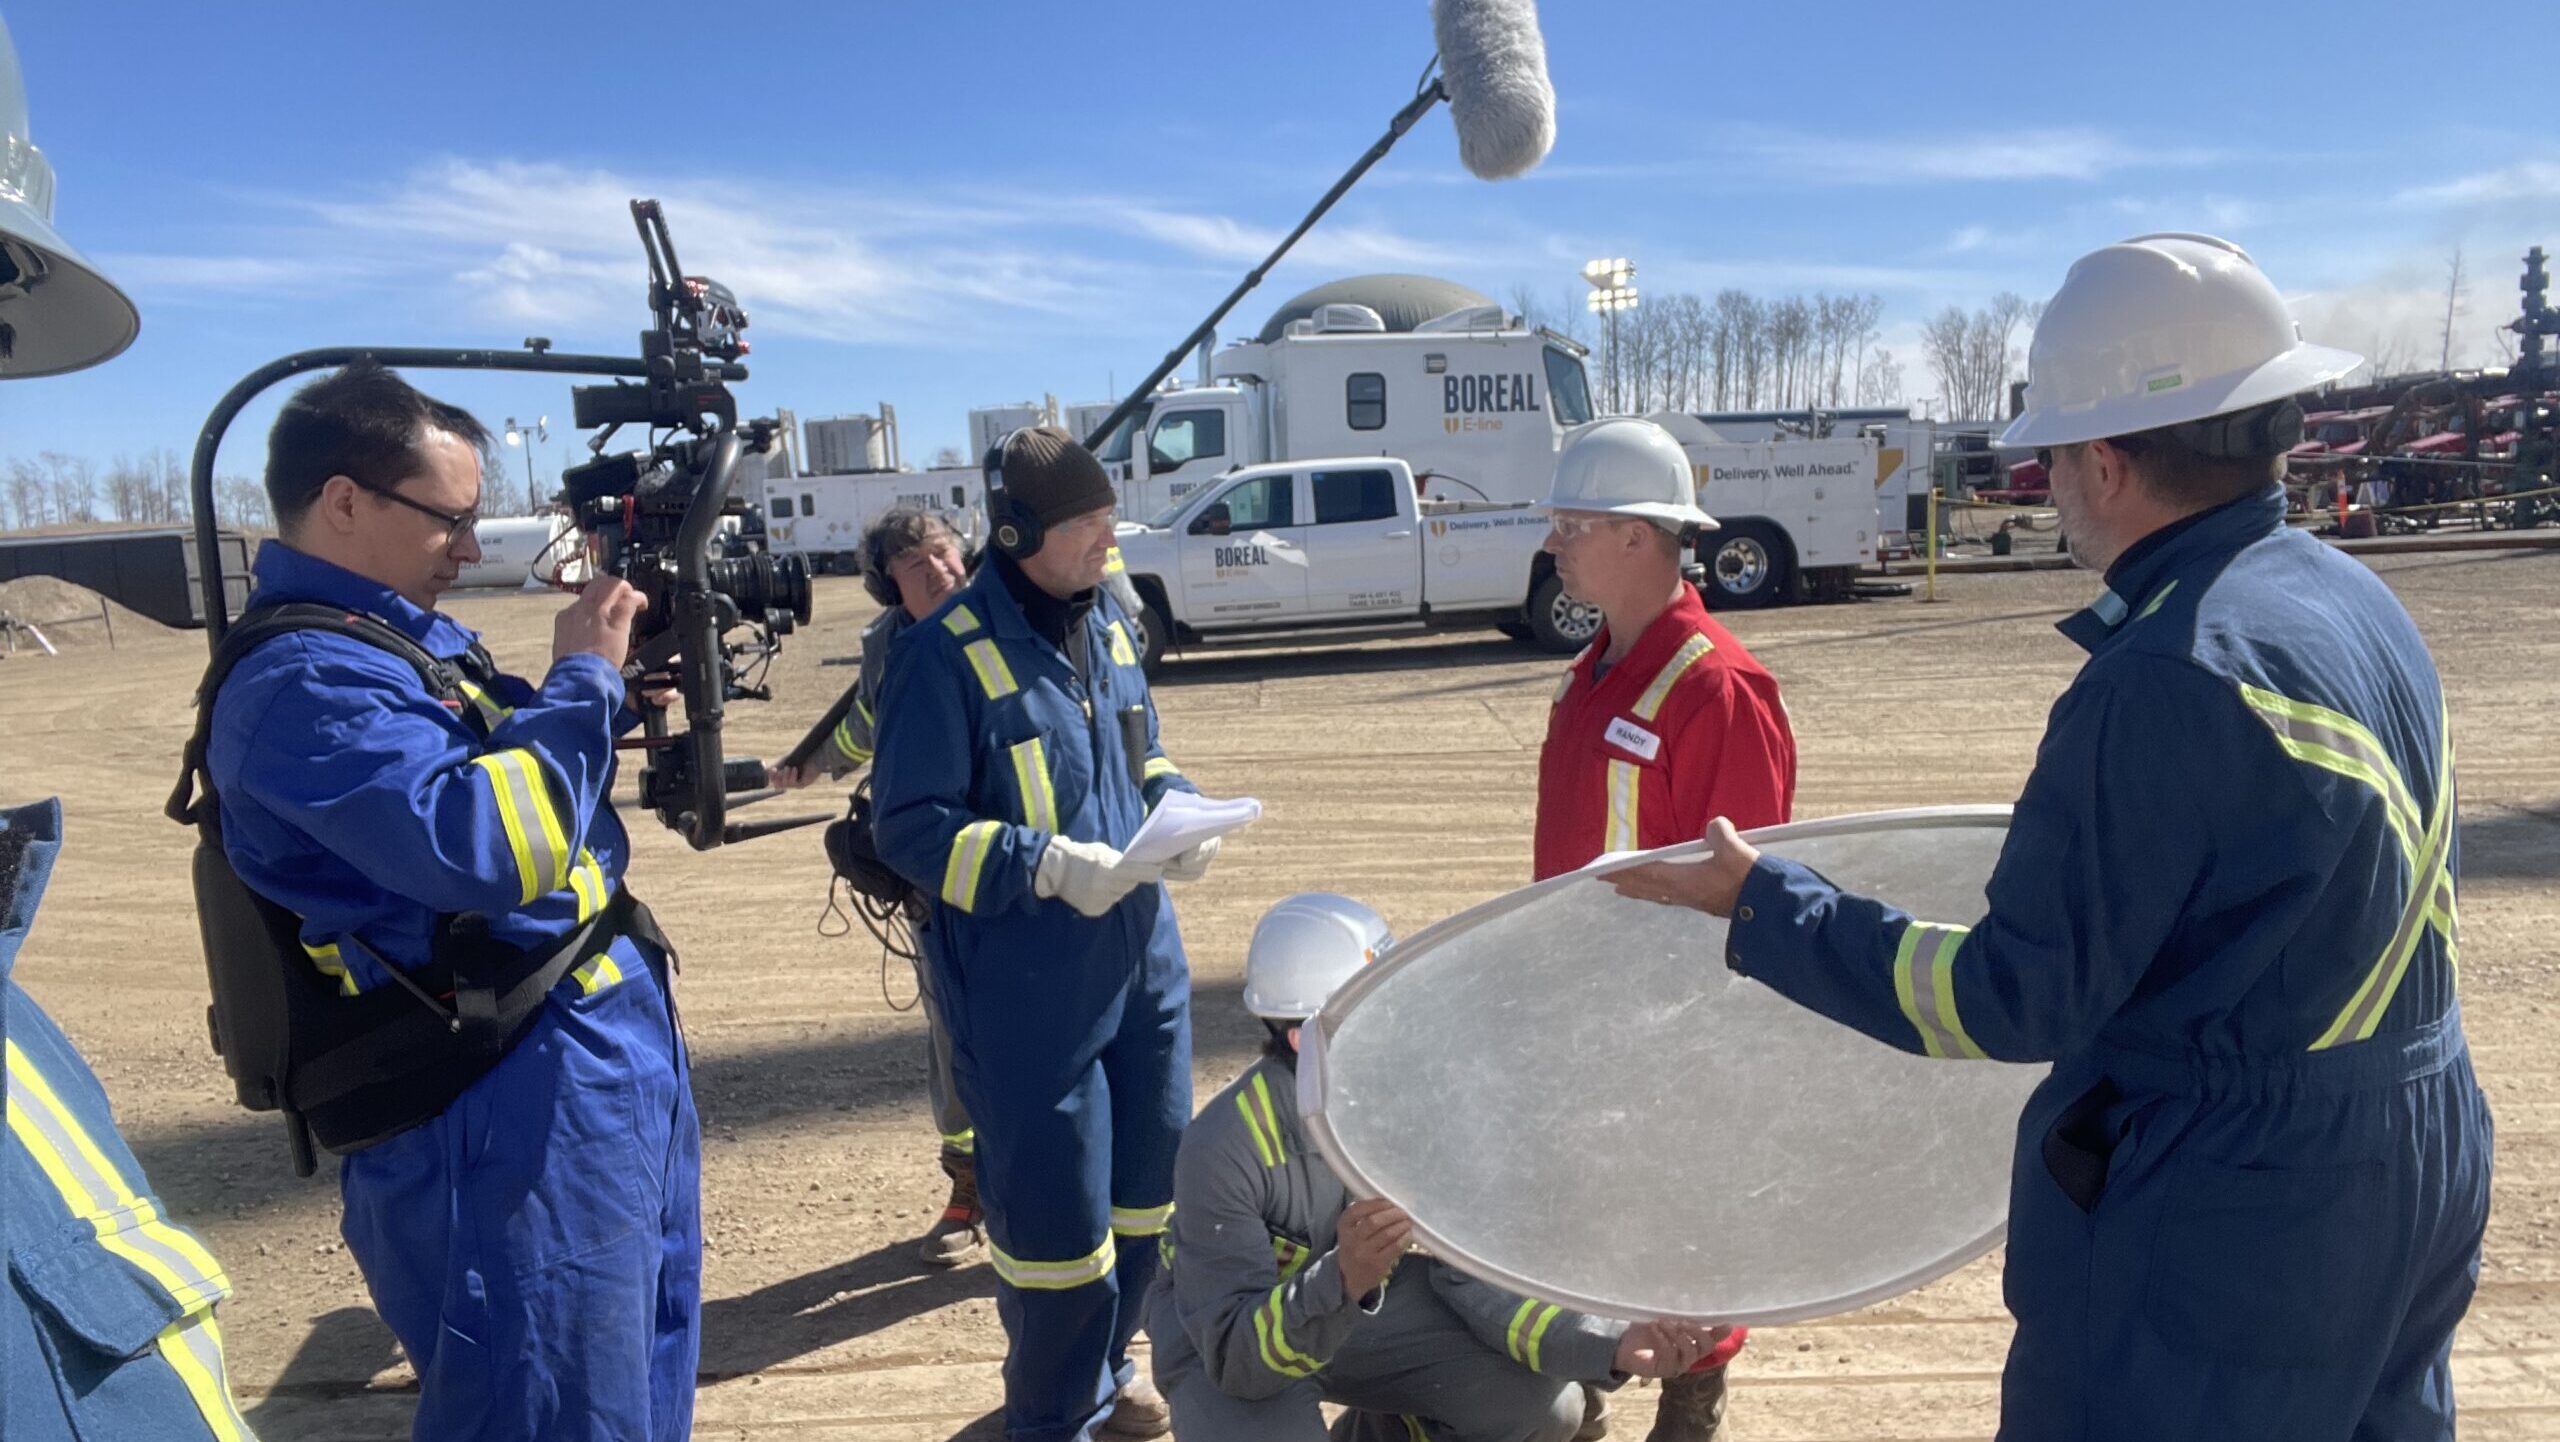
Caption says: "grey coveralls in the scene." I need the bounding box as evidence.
[1149,1057,1628,1441]
[821,604,971,1165]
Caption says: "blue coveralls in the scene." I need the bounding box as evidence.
[872,554,1195,1442]
[5,799,261,1442]
[204,544,700,1442]
[1724,488,2493,1441]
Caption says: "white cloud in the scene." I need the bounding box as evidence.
[131,158,1491,348]
[2395,161,2560,207]
[1720,126,2226,185]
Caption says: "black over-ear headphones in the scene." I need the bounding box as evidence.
[983,427,1043,559]
[861,523,902,608]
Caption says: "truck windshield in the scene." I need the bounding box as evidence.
[1093,403,1149,464]
[1544,347,1594,426]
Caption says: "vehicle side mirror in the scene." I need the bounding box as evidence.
[1190,503,1233,537]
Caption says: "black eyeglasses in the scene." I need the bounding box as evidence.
[2036,447,2055,472]
[362,484,479,545]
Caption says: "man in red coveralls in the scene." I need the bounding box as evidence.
[1531,417,1798,1441]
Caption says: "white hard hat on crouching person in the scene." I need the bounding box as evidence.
[2001,233,2361,452]
[1243,893,1394,1021]
[1540,417,1717,534]
[0,16,138,378]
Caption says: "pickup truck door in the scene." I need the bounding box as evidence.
[1179,472,1309,625]
[1302,465,1422,617]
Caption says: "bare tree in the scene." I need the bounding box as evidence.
[2439,246,2466,371]
[216,474,271,530]
[5,457,47,529]
[1924,294,2033,421]
[155,449,191,523]
[931,445,967,469]
[41,452,96,525]
[1857,347,1905,406]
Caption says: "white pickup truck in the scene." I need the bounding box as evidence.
[1109,456,1585,668]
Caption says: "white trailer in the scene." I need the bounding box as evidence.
[1646,420,1880,606]
[452,513,576,591]
[758,471,983,574]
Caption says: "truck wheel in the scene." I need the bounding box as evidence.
[1135,588,1174,673]
[1699,521,1793,609]
[1494,620,1534,644]
[1527,572,1602,653]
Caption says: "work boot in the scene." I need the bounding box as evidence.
[1574,1382,1612,1440]
[1641,1366,1727,1442]
[1101,1373,1172,1439]
[916,1159,985,1268]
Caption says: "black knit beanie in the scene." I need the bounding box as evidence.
[995,426,1117,530]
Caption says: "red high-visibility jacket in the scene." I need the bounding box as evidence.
[1534,584,1796,882]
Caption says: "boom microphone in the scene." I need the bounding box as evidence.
[1433,0,1557,181]
[1080,0,1559,457]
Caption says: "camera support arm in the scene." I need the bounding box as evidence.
[188,344,748,648]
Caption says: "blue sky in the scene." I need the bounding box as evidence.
[4,0,2553,496]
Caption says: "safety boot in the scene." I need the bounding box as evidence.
[1641,1365,1726,1442]
[916,1157,986,1268]
[1101,1372,1171,1438]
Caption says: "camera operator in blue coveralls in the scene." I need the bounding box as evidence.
[1609,234,2494,1441]
[872,426,1212,1441]
[203,362,701,1442]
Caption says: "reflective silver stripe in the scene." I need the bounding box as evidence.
[1010,738,1059,832]
[942,604,981,636]
[6,1041,232,1309]
[2316,727,2458,1049]
[2239,686,2456,939]
[942,820,1003,911]
[1891,924,1985,1059]
[157,1311,256,1442]
[964,639,1019,699]
[1604,759,1640,853]
[1110,1202,1174,1236]
[989,1236,1116,1290]
[473,749,567,902]
[1634,634,1714,722]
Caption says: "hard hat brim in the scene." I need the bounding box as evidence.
[0,194,139,378]
[2000,338,2363,450]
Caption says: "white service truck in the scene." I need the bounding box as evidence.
[1089,293,1875,608]
[1110,456,1580,668]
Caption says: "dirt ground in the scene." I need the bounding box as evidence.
[3,550,2556,1440]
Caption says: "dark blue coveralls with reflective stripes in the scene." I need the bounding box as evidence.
[1724,488,2492,1441]
[6,799,260,1442]
[205,543,700,1442]
[873,554,1195,1442]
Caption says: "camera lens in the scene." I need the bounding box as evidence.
[706,552,812,626]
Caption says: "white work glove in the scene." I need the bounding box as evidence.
[1034,836,1166,918]
[1161,835,1220,883]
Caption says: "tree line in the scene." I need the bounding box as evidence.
[1,447,554,535]
[1516,283,2040,424]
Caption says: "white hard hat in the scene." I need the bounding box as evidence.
[2001,233,2360,450]
[1540,418,1718,532]
[0,16,138,377]
[1243,893,1393,1020]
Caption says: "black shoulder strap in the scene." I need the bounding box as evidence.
[166,605,467,827]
